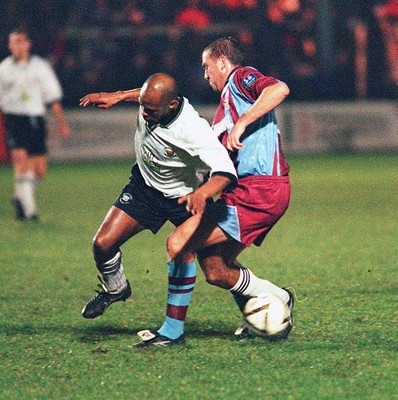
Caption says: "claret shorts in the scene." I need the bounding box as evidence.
[206,174,290,247]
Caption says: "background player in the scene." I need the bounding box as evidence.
[0,29,70,220]
[79,73,237,347]
[136,37,294,347]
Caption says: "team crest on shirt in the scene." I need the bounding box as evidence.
[242,73,256,89]
[164,148,175,157]
[120,192,133,204]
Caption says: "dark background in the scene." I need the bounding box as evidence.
[1,0,396,106]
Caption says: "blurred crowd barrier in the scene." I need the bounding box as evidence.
[46,101,398,162]
[1,1,397,162]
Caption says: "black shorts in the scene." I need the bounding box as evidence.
[3,114,47,155]
[114,164,213,233]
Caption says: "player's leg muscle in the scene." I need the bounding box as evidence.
[11,148,29,176]
[197,241,245,289]
[167,213,228,262]
[93,206,145,263]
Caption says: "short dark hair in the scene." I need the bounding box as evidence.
[10,28,31,40]
[203,36,244,65]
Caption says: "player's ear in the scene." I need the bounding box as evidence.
[169,99,179,110]
[218,56,229,71]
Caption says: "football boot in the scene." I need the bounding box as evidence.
[134,330,184,349]
[82,277,131,319]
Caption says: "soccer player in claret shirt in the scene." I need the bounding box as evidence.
[140,36,294,346]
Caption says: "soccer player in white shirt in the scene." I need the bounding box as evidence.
[0,29,70,220]
[79,73,237,346]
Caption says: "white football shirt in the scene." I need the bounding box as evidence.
[0,55,63,116]
[135,97,236,198]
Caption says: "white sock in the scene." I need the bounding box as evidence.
[15,172,37,217]
[230,267,289,303]
[98,251,127,294]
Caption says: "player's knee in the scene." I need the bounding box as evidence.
[92,232,113,259]
[166,232,185,261]
[167,234,195,263]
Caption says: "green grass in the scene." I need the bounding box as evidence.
[0,154,397,400]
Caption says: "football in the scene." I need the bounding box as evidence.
[243,293,291,339]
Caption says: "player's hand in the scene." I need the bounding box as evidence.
[178,191,207,215]
[226,124,245,151]
[79,92,119,109]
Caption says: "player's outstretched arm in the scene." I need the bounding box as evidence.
[79,88,141,108]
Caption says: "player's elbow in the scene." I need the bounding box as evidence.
[278,82,290,99]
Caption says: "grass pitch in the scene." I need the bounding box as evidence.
[0,154,397,399]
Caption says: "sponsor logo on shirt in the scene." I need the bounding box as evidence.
[242,73,256,90]
[140,145,161,172]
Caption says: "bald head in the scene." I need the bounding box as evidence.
[141,73,178,105]
[139,73,180,124]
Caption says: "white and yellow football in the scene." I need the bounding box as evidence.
[243,293,291,339]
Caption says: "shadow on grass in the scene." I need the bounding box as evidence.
[185,319,235,340]
[0,322,134,342]
[75,325,136,344]
[1,318,395,351]
[0,319,240,344]
[3,321,394,353]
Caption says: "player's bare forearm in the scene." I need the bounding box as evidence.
[51,101,71,139]
[79,88,141,108]
[178,175,233,215]
[196,175,232,199]
[240,82,290,128]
